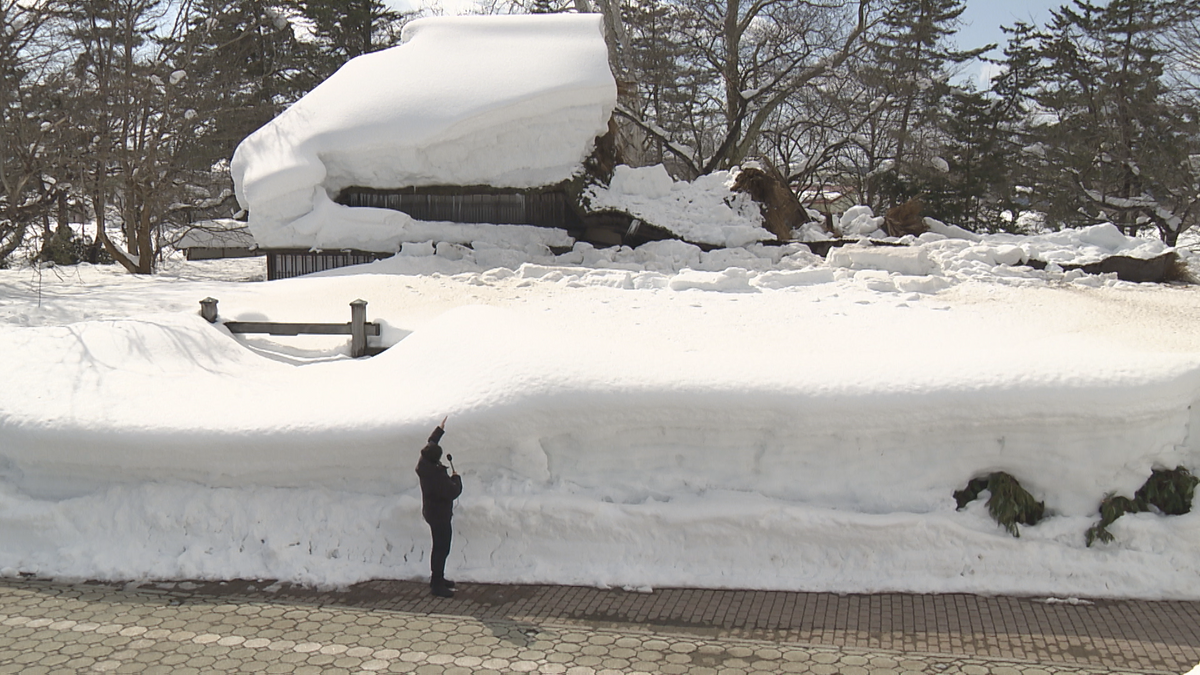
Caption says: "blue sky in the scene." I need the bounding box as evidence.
[396,0,1064,87]
[956,1,1060,85]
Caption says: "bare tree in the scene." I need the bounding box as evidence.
[55,0,277,273]
[617,0,877,178]
[0,0,66,265]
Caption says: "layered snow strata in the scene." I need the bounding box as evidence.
[231,14,617,251]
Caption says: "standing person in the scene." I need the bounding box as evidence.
[415,417,462,597]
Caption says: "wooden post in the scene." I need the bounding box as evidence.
[350,299,368,358]
[200,297,218,323]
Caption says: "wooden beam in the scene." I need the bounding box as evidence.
[223,321,380,337]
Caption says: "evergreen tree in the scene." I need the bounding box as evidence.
[931,88,1024,231]
[51,0,165,272]
[862,0,988,211]
[49,0,303,273]
[283,0,411,89]
[1010,0,1200,243]
[180,0,310,159]
[621,0,708,172]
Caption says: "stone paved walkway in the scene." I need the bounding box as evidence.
[0,577,1197,675]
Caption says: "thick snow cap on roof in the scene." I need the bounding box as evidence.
[231,13,617,250]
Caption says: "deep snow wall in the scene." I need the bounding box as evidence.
[3,304,1197,517]
[2,270,1199,597]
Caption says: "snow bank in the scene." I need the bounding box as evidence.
[231,14,616,250]
[1,206,1198,597]
[1,254,1199,596]
[833,207,1170,270]
[585,166,773,247]
[921,220,1172,266]
[828,244,935,276]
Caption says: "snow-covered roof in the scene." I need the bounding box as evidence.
[231,14,617,251]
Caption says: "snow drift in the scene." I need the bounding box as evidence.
[231,13,617,251]
[0,236,1198,597]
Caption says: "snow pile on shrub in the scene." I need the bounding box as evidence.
[839,205,886,237]
[231,14,616,250]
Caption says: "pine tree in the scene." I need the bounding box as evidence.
[933,88,1023,231]
[49,0,304,273]
[862,0,989,211]
[1011,0,1200,243]
[282,0,411,88]
[51,0,165,273]
[175,0,308,171]
[621,0,707,172]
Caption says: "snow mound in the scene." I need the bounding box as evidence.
[839,205,885,237]
[585,166,773,247]
[828,244,935,276]
[231,14,616,249]
[607,164,674,198]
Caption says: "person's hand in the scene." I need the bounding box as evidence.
[440,415,448,429]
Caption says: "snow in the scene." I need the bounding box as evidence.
[230,14,616,251]
[839,204,886,237]
[282,191,574,255]
[828,244,935,276]
[585,166,774,247]
[0,221,1198,598]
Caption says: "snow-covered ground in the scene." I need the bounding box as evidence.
[1,228,1198,599]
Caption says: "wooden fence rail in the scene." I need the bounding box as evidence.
[200,298,381,358]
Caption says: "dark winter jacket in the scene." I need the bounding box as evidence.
[416,426,461,523]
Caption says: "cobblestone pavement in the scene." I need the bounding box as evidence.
[0,577,1197,675]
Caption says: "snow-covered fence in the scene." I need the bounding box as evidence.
[199,298,381,357]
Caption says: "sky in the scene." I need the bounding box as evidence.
[394,0,1064,88]
[957,1,1059,85]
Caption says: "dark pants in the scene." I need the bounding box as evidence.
[426,517,453,587]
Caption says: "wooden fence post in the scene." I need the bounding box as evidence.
[350,299,368,358]
[200,297,218,323]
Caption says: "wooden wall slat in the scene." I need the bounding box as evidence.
[338,188,568,228]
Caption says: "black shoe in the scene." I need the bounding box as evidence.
[430,584,454,598]
[443,579,456,589]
